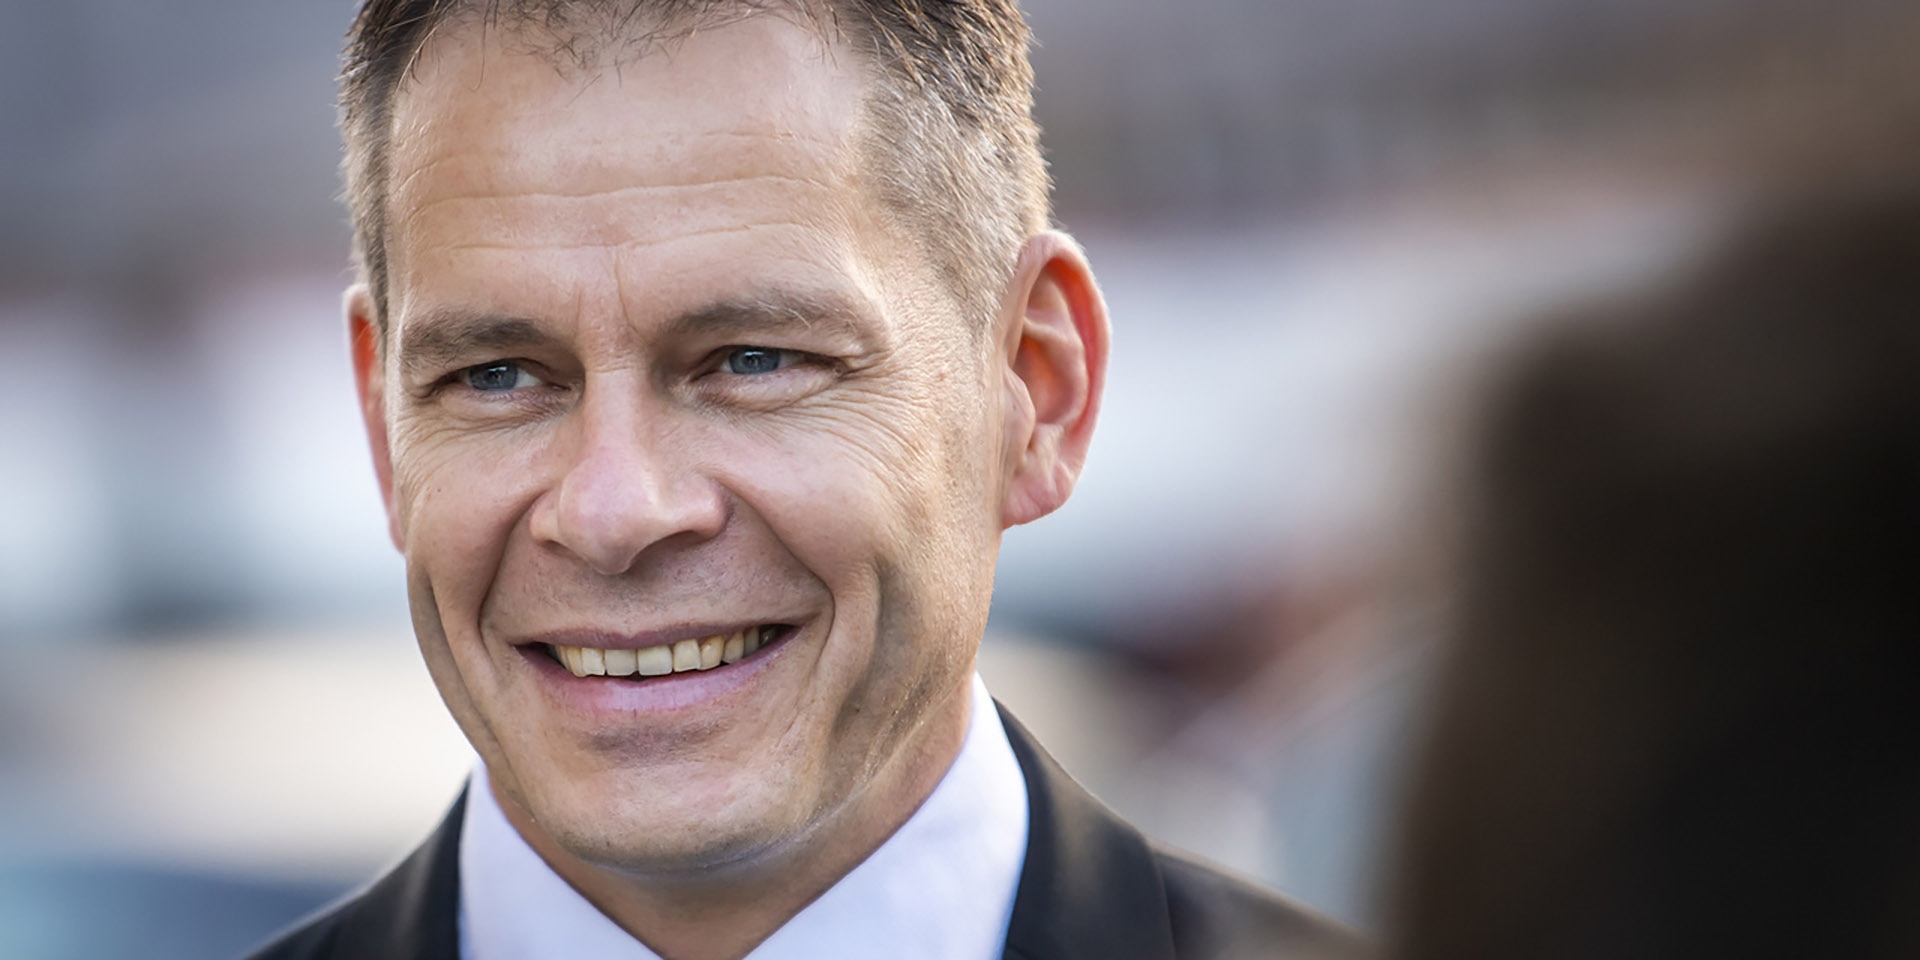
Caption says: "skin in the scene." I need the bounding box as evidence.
[349,14,1108,960]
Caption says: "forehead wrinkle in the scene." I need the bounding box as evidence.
[401,170,838,231]
[439,219,823,255]
[386,151,459,217]
[394,130,846,202]
[389,137,857,263]
[400,172,855,269]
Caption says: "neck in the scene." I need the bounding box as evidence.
[493,680,974,960]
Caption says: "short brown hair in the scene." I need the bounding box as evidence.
[339,0,1049,333]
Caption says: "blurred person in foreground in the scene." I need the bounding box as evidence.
[249,3,1360,960]
[1384,179,1920,960]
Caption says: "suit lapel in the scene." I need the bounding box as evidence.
[998,703,1178,960]
[331,789,465,960]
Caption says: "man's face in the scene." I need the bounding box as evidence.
[366,16,1017,873]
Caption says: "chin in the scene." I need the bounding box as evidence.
[522,754,825,877]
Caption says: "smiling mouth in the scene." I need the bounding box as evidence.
[546,625,790,679]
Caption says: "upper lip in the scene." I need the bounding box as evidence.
[511,619,795,650]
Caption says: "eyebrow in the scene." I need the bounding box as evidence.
[397,313,561,382]
[397,288,878,378]
[659,288,876,342]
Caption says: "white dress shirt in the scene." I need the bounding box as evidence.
[457,673,1030,960]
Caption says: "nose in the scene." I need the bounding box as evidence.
[529,390,727,576]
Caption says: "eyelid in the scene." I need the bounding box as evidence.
[497,360,551,385]
[427,358,554,397]
[711,345,830,369]
[694,346,840,404]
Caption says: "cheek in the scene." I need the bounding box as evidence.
[705,423,896,681]
[710,403,940,593]
[390,423,553,635]
[713,386,998,648]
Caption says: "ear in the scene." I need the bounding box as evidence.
[998,231,1111,527]
[347,285,404,552]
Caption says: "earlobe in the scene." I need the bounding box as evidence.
[999,232,1111,528]
[347,285,404,552]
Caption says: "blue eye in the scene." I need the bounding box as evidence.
[464,362,542,392]
[726,348,785,375]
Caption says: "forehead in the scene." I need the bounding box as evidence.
[383,14,893,328]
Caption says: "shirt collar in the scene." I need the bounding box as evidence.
[458,673,1029,960]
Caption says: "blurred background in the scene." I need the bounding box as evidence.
[2,0,1916,957]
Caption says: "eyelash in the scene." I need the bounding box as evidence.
[696,347,841,408]
[425,348,832,407]
[431,360,549,396]
[464,361,546,392]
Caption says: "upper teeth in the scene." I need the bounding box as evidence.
[552,626,772,679]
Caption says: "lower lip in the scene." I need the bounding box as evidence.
[515,627,798,716]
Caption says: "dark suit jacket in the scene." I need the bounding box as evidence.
[246,705,1366,960]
